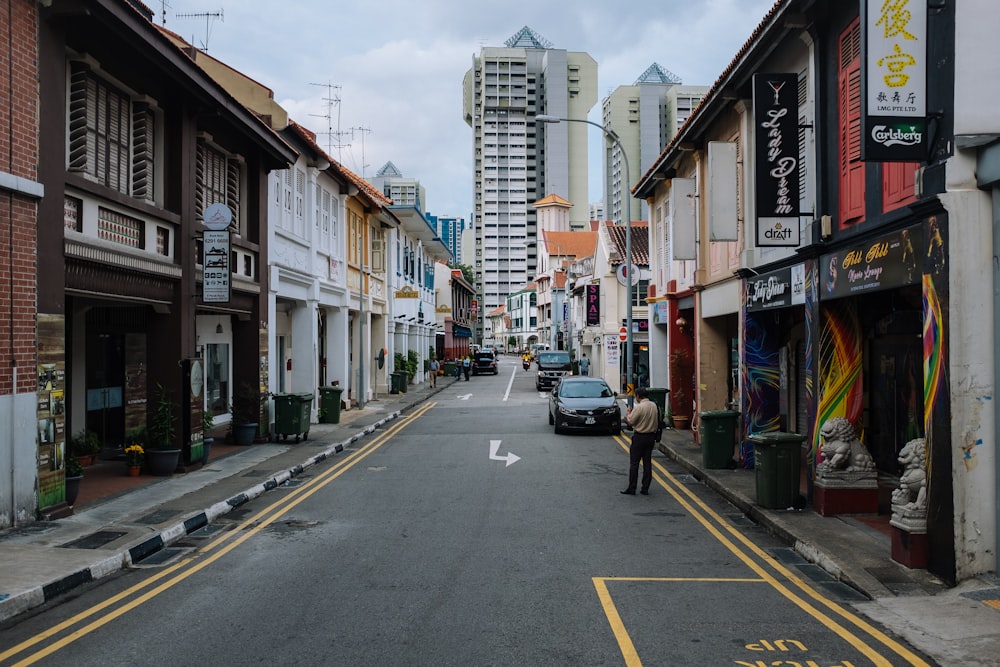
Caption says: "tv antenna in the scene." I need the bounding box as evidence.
[350,126,372,178]
[309,82,349,161]
[176,9,224,51]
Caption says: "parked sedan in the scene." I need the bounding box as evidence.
[472,351,499,375]
[548,377,622,435]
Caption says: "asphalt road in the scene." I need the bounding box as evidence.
[0,364,934,666]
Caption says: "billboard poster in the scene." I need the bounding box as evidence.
[862,0,927,161]
[752,73,800,247]
[820,224,923,300]
[202,230,231,303]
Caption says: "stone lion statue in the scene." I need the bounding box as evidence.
[892,437,927,510]
[818,417,875,473]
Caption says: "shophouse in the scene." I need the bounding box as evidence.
[33,0,295,515]
[635,0,995,585]
[434,263,475,361]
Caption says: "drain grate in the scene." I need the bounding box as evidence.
[817,580,870,602]
[188,524,230,537]
[280,479,305,488]
[135,509,180,525]
[767,547,808,565]
[674,474,700,485]
[729,515,758,528]
[134,547,190,567]
[59,530,128,550]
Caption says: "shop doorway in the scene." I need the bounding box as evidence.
[85,332,125,449]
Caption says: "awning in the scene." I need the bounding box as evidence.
[453,325,472,338]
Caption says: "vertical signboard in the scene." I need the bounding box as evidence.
[753,73,800,247]
[707,141,738,241]
[671,178,697,260]
[586,284,601,326]
[862,0,927,161]
[202,230,231,303]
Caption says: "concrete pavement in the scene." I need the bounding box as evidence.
[1,377,998,665]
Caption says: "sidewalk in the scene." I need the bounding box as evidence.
[655,427,1000,666]
[2,384,998,665]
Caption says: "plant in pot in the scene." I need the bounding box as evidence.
[65,456,84,507]
[669,349,694,429]
[124,442,145,476]
[70,430,101,466]
[230,382,262,446]
[201,409,216,464]
[147,383,181,476]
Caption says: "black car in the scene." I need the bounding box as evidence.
[472,351,498,375]
[548,377,622,435]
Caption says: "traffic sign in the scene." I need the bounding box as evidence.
[619,327,627,342]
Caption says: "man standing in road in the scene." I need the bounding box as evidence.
[462,355,471,381]
[579,353,590,376]
[621,386,659,496]
[429,358,439,388]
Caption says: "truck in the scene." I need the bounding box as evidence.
[535,350,572,391]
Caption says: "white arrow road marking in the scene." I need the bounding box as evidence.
[489,439,521,467]
[457,393,473,401]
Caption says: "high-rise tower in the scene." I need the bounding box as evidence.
[463,26,596,346]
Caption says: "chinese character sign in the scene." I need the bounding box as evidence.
[863,0,927,161]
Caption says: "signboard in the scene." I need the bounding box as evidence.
[753,73,800,247]
[616,263,639,287]
[745,266,806,312]
[605,336,619,366]
[619,327,628,342]
[202,202,233,231]
[586,284,601,326]
[202,230,231,303]
[821,224,922,300]
[862,0,927,161]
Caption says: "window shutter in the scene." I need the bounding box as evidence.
[839,20,865,226]
[195,140,206,221]
[132,103,153,202]
[882,162,918,212]
[67,63,89,172]
[226,158,240,224]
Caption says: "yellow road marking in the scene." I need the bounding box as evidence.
[2,403,435,666]
[603,434,929,666]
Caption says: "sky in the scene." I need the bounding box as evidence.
[156,0,776,220]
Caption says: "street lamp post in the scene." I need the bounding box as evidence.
[535,114,634,404]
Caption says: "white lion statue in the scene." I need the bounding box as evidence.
[892,437,927,511]
[818,417,875,473]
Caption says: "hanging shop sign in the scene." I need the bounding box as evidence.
[746,264,807,313]
[861,0,927,162]
[821,224,923,300]
[586,284,601,326]
[202,230,231,304]
[752,72,800,247]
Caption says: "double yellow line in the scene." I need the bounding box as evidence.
[0,402,436,666]
[598,435,930,667]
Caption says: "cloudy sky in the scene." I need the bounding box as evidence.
[158,0,776,219]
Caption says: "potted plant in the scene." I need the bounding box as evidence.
[230,382,263,446]
[70,430,101,466]
[201,409,215,464]
[124,442,145,476]
[147,383,181,475]
[65,456,83,506]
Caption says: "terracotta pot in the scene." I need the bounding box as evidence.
[127,465,141,477]
[672,416,690,430]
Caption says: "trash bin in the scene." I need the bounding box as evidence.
[319,386,342,424]
[749,431,805,509]
[700,410,739,469]
[442,361,456,377]
[646,388,668,418]
[391,370,409,394]
[273,392,313,442]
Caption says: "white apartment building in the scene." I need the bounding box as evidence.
[601,63,708,224]
[463,26,596,345]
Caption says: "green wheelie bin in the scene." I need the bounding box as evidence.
[700,410,739,469]
[319,386,342,424]
[273,392,313,442]
[748,431,805,509]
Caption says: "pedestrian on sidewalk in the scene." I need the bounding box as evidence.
[462,355,471,381]
[429,358,439,388]
[579,353,590,376]
[621,386,659,496]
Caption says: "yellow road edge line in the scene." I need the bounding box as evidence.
[4,402,437,666]
[651,456,930,665]
[609,438,899,667]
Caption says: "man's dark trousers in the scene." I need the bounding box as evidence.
[626,431,656,493]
